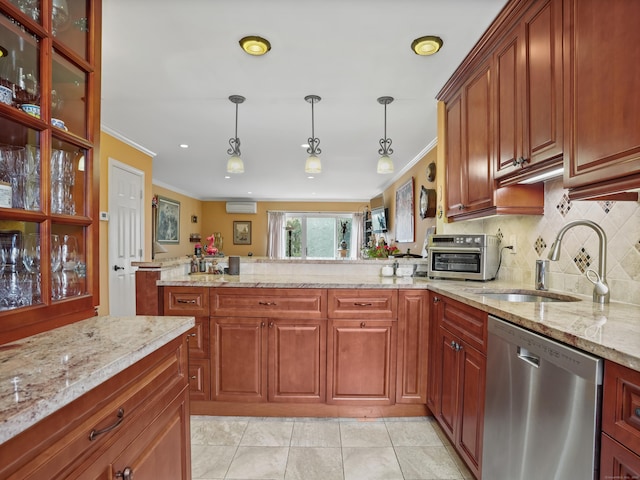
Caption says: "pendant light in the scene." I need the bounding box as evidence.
[227,95,245,174]
[377,96,394,174]
[304,95,322,174]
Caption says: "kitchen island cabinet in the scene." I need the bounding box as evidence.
[0,315,193,480]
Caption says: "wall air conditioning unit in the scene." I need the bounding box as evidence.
[225,201,257,214]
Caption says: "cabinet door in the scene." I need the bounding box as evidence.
[445,92,464,216]
[327,319,396,404]
[396,290,429,404]
[426,294,442,415]
[268,319,326,403]
[186,317,209,358]
[108,389,191,480]
[563,0,640,196]
[437,326,459,442]
[523,0,563,165]
[457,342,486,478]
[462,61,493,214]
[212,317,267,402]
[601,433,640,480]
[188,358,210,402]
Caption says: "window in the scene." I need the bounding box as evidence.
[285,213,354,259]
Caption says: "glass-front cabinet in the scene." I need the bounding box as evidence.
[0,0,100,342]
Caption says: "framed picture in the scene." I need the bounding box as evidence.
[395,177,414,243]
[157,196,180,243]
[233,221,252,245]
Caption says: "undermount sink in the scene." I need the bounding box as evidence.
[468,289,582,303]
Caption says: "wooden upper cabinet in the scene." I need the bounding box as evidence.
[445,60,494,219]
[494,0,563,183]
[563,0,640,199]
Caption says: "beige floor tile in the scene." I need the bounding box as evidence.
[226,446,289,479]
[342,446,403,480]
[395,446,463,479]
[340,421,392,447]
[191,444,236,479]
[239,420,294,446]
[191,418,248,446]
[445,445,474,479]
[284,447,343,480]
[291,421,341,447]
[386,420,443,447]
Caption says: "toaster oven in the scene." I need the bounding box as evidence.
[427,234,500,281]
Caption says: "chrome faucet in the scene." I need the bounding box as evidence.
[547,220,610,304]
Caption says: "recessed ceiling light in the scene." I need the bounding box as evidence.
[179,144,189,149]
[307,176,315,179]
[411,36,443,56]
[224,175,231,179]
[239,36,271,56]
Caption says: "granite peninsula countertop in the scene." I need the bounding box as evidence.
[159,273,640,371]
[0,315,194,446]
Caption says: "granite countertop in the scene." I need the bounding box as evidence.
[159,273,640,371]
[0,315,194,446]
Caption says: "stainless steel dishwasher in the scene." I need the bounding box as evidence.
[482,316,603,480]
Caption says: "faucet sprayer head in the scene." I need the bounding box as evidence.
[548,238,562,261]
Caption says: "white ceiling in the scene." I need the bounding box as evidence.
[101,0,507,202]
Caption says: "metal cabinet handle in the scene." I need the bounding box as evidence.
[115,467,133,479]
[261,321,265,327]
[354,302,373,306]
[177,299,197,304]
[450,340,457,350]
[449,341,463,352]
[360,322,366,328]
[269,322,274,328]
[113,265,124,271]
[258,301,276,306]
[433,297,440,303]
[190,375,197,380]
[89,408,124,441]
[188,332,197,337]
[635,407,640,418]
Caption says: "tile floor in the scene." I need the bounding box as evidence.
[191,416,473,480]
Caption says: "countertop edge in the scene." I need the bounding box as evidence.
[0,315,194,446]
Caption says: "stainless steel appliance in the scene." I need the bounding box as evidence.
[483,316,603,480]
[427,234,499,281]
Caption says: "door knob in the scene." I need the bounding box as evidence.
[113,265,125,271]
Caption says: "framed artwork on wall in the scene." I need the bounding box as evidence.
[395,177,414,242]
[157,196,180,243]
[233,221,252,245]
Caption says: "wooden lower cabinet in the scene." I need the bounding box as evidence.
[327,319,397,404]
[212,316,326,403]
[0,336,190,480]
[396,290,429,404]
[600,360,640,479]
[429,293,487,479]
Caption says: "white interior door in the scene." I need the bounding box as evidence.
[108,159,144,316]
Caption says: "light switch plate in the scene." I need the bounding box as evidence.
[99,211,109,221]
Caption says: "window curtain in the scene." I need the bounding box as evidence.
[267,211,287,259]
[351,212,364,258]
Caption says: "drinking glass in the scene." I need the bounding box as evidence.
[22,233,40,274]
[1,231,23,274]
[61,234,78,271]
[51,234,62,300]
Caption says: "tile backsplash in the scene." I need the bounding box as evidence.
[441,178,640,305]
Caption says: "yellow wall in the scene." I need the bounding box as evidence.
[198,201,366,257]
[152,185,203,258]
[381,147,438,253]
[98,132,154,315]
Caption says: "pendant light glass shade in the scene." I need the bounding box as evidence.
[227,155,245,173]
[304,95,322,173]
[305,154,322,174]
[377,154,394,174]
[226,95,245,174]
[377,96,394,174]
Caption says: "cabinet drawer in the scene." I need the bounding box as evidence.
[163,287,209,316]
[602,360,640,453]
[186,318,209,357]
[327,289,397,319]
[601,433,640,480]
[438,295,487,353]
[211,288,326,319]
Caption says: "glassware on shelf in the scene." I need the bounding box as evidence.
[0,230,34,310]
[61,234,78,271]
[22,232,41,303]
[50,234,62,300]
[50,149,75,214]
[52,0,70,37]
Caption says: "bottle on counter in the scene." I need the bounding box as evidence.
[190,256,198,273]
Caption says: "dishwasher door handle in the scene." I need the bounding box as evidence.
[517,346,540,368]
